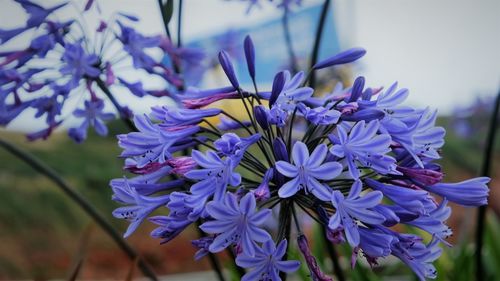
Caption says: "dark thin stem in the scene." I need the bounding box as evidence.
[177,0,183,48]
[196,224,226,281]
[157,0,172,39]
[0,137,158,281]
[282,8,298,73]
[321,225,345,281]
[95,79,135,131]
[475,88,500,281]
[287,107,298,157]
[278,200,292,281]
[309,0,331,88]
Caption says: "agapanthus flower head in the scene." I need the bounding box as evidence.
[110,35,490,281]
[0,1,191,142]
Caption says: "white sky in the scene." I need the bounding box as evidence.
[1,0,499,132]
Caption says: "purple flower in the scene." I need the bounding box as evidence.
[117,21,160,70]
[329,120,397,179]
[391,236,442,281]
[68,99,115,143]
[276,141,342,200]
[200,192,271,256]
[357,227,393,266]
[329,181,385,247]
[118,115,200,167]
[274,71,314,111]
[151,105,221,127]
[214,133,261,163]
[111,178,170,237]
[404,199,452,240]
[60,43,100,88]
[235,239,300,281]
[191,236,214,260]
[365,178,435,215]
[423,177,489,206]
[185,150,241,202]
[297,103,340,125]
[253,168,273,201]
[15,0,67,28]
[267,104,289,127]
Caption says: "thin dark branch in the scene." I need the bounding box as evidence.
[177,0,183,48]
[282,8,298,73]
[0,137,158,281]
[95,79,136,131]
[309,0,331,87]
[475,87,500,281]
[278,200,292,281]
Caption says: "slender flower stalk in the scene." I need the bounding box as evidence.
[475,88,500,281]
[0,137,157,281]
[308,0,331,87]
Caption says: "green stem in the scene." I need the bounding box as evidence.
[475,88,500,281]
[0,137,158,281]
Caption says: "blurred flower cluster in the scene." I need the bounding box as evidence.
[450,96,499,140]
[111,35,490,280]
[0,0,203,142]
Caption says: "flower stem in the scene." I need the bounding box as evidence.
[95,78,136,132]
[282,8,298,73]
[278,200,292,281]
[0,137,158,281]
[177,0,183,48]
[309,0,331,88]
[475,87,500,281]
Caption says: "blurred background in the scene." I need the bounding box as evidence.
[0,0,499,280]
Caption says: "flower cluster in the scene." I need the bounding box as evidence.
[0,0,202,142]
[111,35,489,280]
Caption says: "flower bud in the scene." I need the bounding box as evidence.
[313,47,366,69]
[218,50,239,88]
[253,105,269,130]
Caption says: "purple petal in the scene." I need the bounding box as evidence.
[275,161,298,177]
[313,47,366,69]
[292,141,309,166]
[278,177,301,198]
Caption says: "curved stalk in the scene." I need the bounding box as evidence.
[0,137,158,281]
